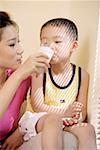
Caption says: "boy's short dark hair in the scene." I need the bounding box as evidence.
[40,18,78,41]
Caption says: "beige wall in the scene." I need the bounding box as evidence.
[0,0,99,117]
[0,1,99,69]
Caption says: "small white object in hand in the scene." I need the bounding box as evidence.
[40,46,54,62]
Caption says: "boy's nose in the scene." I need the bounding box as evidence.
[49,43,55,50]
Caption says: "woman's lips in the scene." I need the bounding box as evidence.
[17,59,22,63]
[17,55,23,63]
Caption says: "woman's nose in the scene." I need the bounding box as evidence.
[16,46,24,55]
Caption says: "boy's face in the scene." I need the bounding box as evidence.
[40,25,75,65]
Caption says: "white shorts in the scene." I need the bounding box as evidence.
[18,111,47,141]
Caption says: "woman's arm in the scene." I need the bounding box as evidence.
[0,71,23,118]
[0,53,49,118]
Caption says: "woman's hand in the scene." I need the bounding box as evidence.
[2,128,24,150]
[16,52,50,80]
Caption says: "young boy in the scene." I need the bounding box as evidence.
[19,18,97,150]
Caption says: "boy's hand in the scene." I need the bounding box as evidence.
[64,101,83,119]
[2,128,24,150]
[62,117,78,127]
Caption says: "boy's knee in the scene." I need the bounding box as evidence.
[72,123,96,138]
[44,113,62,126]
[78,123,96,138]
[84,123,96,136]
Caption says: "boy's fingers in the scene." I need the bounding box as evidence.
[74,114,80,119]
[63,120,69,126]
[63,117,78,126]
[68,120,74,125]
[73,102,83,108]
[62,117,71,126]
[72,122,87,128]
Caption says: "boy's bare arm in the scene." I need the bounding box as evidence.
[76,69,89,121]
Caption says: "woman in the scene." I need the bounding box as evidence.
[0,11,49,149]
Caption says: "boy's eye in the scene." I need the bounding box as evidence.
[55,41,62,44]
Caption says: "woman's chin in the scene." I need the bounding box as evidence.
[11,63,21,70]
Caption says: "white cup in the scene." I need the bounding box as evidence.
[40,46,54,62]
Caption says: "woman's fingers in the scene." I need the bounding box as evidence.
[35,52,49,59]
[35,57,50,68]
[18,52,50,79]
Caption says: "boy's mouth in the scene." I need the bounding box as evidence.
[50,55,60,65]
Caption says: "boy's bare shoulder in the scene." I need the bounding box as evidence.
[78,65,89,81]
[72,63,89,79]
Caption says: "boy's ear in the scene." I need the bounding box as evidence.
[71,41,78,53]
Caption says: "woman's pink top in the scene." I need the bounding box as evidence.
[0,70,31,141]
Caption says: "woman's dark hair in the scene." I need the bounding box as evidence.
[40,18,78,41]
[0,11,18,40]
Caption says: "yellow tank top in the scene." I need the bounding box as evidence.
[43,64,81,109]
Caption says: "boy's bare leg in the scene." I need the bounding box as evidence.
[36,114,63,150]
[64,123,97,150]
